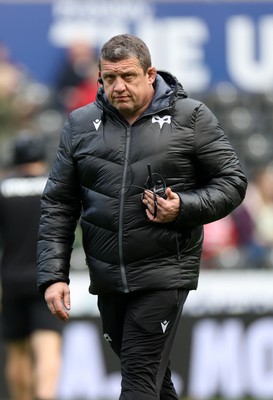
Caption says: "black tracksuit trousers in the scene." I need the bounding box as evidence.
[98,288,189,400]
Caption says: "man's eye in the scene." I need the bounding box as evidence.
[104,76,114,83]
[123,74,134,81]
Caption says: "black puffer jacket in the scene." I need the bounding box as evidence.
[37,71,247,295]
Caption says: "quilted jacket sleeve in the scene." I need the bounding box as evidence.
[176,103,247,227]
[37,115,82,293]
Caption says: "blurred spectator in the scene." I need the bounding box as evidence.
[0,42,51,139]
[0,42,24,133]
[243,164,273,267]
[0,133,63,400]
[202,215,240,269]
[0,42,23,98]
[54,39,99,113]
[202,163,273,269]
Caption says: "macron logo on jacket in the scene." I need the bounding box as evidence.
[93,119,102,131]
[161,320,170,333]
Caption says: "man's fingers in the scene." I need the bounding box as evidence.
[47,300,57,315]
[47,299,68,321]
[44,282,71,321]
[63,290,71,311]
[142,188,180,223]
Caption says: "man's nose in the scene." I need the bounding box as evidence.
[114,77,126,91]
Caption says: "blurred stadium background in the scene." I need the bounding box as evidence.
[1,0,273,399]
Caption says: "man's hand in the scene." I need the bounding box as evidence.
[44,282,71,322]
[142,187,180,223]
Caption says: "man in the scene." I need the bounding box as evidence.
[37,34,247,400]
[0,134,63,400]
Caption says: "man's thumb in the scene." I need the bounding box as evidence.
[165,187,177,199]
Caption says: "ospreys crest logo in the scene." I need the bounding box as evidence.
[152,115,172,129]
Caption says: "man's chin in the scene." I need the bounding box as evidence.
[116,105,132,115]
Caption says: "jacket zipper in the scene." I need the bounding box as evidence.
[100,104,173,292]
[118,126,131,293]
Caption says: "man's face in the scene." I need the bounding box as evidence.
[100,56,156,122]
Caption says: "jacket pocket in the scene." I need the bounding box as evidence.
[178,226,203,257]
[161,227,188,259]
[175,229,190,260]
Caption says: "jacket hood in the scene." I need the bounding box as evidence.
[156,70,188,99]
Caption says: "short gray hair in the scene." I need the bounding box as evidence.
[98,34,152,73]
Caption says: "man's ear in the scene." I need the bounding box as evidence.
[98,72,103,85]
[147,67,157,84]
